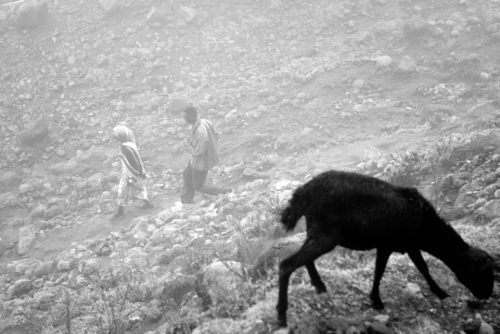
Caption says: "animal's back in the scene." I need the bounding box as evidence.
[287,171,439,251]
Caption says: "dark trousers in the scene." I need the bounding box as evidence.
[180,162,228,203]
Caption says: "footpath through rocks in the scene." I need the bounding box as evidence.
[1,0,500,333]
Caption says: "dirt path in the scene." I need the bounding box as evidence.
[21,195,178,261]
[2,130,442,264]
[23,132,441,262]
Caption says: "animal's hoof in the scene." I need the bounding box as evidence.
[316,285,327,294]
[277,315,287,328]
[466,299,482,309]
[435,290,450,300]
[371,300,385,310]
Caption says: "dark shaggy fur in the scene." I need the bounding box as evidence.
[276,170,495,327]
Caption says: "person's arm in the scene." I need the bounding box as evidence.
[190,133,208,155]
[214,126,220,143]
[185,128,208,156]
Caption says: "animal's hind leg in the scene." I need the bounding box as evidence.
[277,237,335,327]
[407,250,449,299]
[370,248,392,310]
[306,261,327,293]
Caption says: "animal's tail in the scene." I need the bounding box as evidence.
[280,186,308,232]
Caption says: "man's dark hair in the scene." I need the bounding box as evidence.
[183,106,197,118]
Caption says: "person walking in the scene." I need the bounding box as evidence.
[109,125,154,220]
[180,106,231,204]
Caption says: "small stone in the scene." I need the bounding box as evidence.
[376,56,392,69]
[13,278,32,296]
[367,322,395,334]
[179,6,196,23]
[18,226,37,255]
[373,314,390,323]
[257,89,270,97]
[406,282,421,295]
[396,56,417,73]
[18,120,50,146]
[274,133,296,151]
[99,0,121,13]
[357,31,373,43]
[95,54,108,66]
[353,79,364,88]
[1,171,22,187]
[478,322,494,334]
[16,1,48,29]
[32,278,44,288]
[35,262,53,277]
[145,7,164,23]
[82,259,100,274]
[480,73,490,81]
[224,110,238,124]
[57,259,72,272]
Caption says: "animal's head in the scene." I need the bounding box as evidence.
[454,247,494,299]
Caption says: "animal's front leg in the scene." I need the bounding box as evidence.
[407,250,449,299]
[277,266,291,327]
[370,249,392,309]
[276,237,334,327]
[306,261,327,293]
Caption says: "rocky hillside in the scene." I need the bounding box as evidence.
[1,0,500,333]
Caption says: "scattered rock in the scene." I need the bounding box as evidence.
[179,6,196,24]
[16,0,48,29]
[367,321,396,334]
[357,31,373,44]
[242,168,269,179]
[197,261,245,306]
[396,56,417,74]
[95,54,109,67]
[17,226,37,256]
[145,7,164,23]
[18,120,50,146]
[13,278,32,296]
[479,321,495,334]
[34,262,53,277]
[274,133,296,151]
[376,56,392,69]
[403,16,429,38]
[168,95,190,114]
[1,171,22,187]
[99,0,121,13]
[29,202,47,219]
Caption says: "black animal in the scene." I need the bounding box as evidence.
[276,170,494,327]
